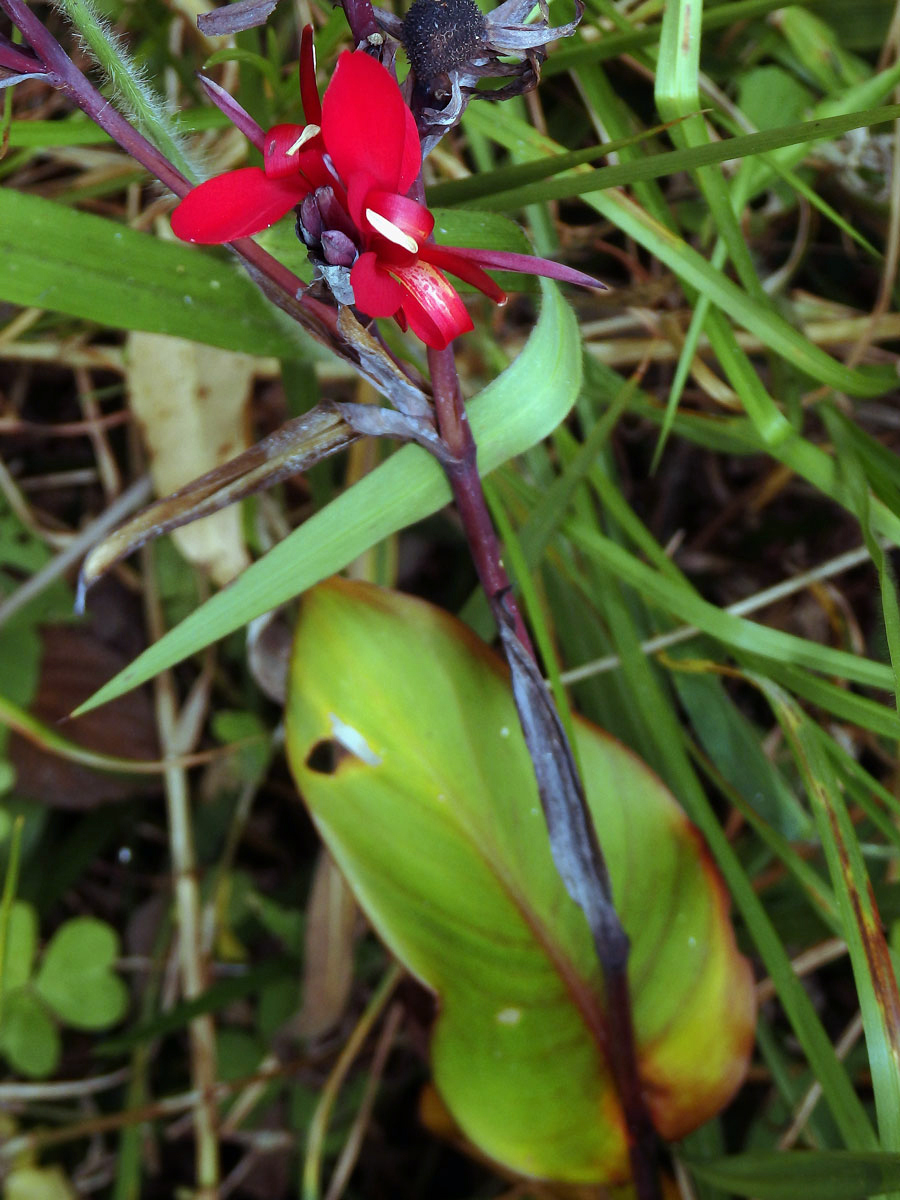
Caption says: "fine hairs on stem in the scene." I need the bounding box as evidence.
[54,0,202,182]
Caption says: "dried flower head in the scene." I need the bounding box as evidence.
[379,0,583,153]
[401,0,486,78]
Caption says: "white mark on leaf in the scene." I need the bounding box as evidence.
[328,713,382,766]
[496,1007,521,1025]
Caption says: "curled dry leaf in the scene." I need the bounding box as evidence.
[127,333,256,585]
[197,0,280,35]
[294,848,358,1039]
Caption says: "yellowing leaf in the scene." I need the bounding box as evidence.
[285,578,755,1184]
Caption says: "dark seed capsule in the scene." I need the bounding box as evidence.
[402,0,487,78]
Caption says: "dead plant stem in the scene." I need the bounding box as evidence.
[143,544,220,1197]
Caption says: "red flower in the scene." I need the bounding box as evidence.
[170,27,332,243]
[172,32,601,350]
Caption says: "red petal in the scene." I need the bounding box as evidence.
[264,123,314,178]
[296,146,334,191]
[347,174,379,240]
[434,245,606,291]
[399,299,453,350]
[419,243,507,304]
[365,191,434,243]
[350,252,404,318]
[170,168,308,243]
[321,52,421,216]
[261,125,330,190]
[299,25,322,126]
[390,260,473,350]
[259,123,330,190]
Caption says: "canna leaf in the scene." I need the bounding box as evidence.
[284,577,755,1183]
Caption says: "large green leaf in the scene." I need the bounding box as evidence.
[284,578,755,1183]
[76,279,580,714]
[0,189,311,360]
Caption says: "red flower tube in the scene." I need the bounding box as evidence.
[171,32,602,350]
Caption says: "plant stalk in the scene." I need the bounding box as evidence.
[427,345,533,653]
[3,1,662,1187]
[340,0,380,45]
[427,344,661,1200]
[143,548,220,1197]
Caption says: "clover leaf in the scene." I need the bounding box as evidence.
[34,917,129,1030]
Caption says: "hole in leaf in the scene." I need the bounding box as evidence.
[305,739,339,774]
[305,717,382,774]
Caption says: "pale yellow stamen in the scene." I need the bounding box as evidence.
[365,208,418,253]
[285,124,321,156]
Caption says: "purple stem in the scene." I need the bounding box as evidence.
[427,344,534,654]
[430,343,661,1200]
[340,0,380,46]
[0,34,42,75]
[410,122,658,1200]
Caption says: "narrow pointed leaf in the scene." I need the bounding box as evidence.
[460,105,900,214]
[75,280,579,714]
[686,1151,900,1199]
[462,103,900,401]
[756,679,900,1154]
[0,188,313,359]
